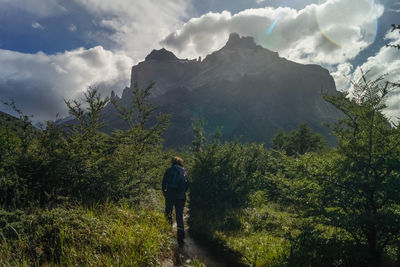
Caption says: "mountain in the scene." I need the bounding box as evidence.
[105,33,342,147]
[0,111,29,133]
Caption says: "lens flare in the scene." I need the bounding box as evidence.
[266,13,281,35]
[315,0,379,48]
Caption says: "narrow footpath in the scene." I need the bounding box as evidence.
[171,208,241,267]
[173,228,227,267]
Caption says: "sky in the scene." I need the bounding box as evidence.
[0,0,399,122]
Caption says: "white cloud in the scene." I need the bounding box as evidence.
[162,0,384,65]
[73,0,190,62]
[349,30,400,120]
[2,0,395,123]
[32,22,44,30]
[331,63,353,91]
[0,0,191,121]
[0,46,133,121]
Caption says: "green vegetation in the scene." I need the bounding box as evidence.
[311,75,400,265]
[1,74,400,266]
[0,83,177,266]
[188,75,400,266]
[0,85,171,208]
[0,204,172,266]
[271,123,326,156]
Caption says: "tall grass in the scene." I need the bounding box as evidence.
[217,232,289,267]
[0,203,173,266]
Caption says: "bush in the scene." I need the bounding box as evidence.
[0,84,171,208]
[188,141,278,234]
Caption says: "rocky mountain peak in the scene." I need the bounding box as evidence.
[145,48,179,61]
[100,32,341,148]
[224,33,260,49]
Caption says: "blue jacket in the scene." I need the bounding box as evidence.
[162,165,189,200]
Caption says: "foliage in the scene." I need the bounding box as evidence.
[217,231,289,267]
[0,111,35,135]
[309,74,400,266]
[188,73,400,266]
[0,127,25,208]
[188,125,295,265]
[189,140,279,229]
[2,71,400,266]
[0,204,173,266]
[271,123,326,156]
[188,259,206,267]
[0,82,179,266]
[109,82,171,203]
[0,83,171,207]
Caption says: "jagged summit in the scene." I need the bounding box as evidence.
[224,33,261,49]
[145,48,179,61]
[110,90,120,100]
[98,32,342,148]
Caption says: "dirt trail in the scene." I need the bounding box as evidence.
[173,229,229,267]
[172,209,231,267]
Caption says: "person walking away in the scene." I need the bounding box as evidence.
[162,156,189,245]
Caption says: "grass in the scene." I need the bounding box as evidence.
[189,258,206,267]
[189,200,306,267]
[216,231,290,267]
[0,203,174,266]
[213,203,295,267]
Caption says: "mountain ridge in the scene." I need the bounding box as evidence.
[104,33,341,147]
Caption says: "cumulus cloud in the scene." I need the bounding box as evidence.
[162,0,384,65]
[350,30,400,120]
[331,63,353,91]
[0,0,191,121]
[0,47,133,121]
[73,0,190,62]
[1,0,394,122]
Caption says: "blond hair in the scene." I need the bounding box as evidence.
[171,156,184,166]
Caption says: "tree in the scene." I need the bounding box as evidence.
[111,82,170,149]
[110,82,171,202]
[312,74,400,266]
[271,123,326,156]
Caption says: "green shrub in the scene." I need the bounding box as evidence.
[271,123,326,156]
[0,84,172,208]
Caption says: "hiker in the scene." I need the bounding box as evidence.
[162,156,189,244]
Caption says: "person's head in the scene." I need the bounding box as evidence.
[171,156,184,167]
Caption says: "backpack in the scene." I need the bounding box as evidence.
[167,165,185,191]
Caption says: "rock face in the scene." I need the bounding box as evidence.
[144,48,179,62]
[105,33,341,147]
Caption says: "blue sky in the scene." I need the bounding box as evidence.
[0,0,399,121]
